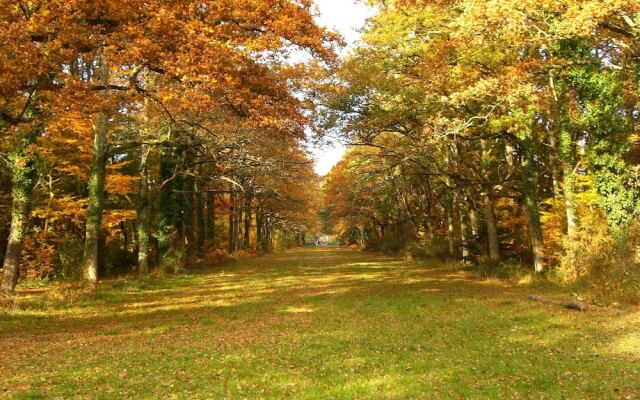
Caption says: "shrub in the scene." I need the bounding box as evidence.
[103,246,136,276]
[556,210,615,283]
[57,236,84,280]
[403,237,451,261]
[159,246,186,274]
[553,212,640,304]
[20,232,56,280]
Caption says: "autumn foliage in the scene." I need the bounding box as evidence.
[0,0,335,293]
[320,0,640,293]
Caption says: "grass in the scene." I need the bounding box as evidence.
[1,247,639,399]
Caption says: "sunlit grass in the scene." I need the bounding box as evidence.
[1,247,639,399]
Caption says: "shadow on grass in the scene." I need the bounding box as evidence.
[1,247,639,399]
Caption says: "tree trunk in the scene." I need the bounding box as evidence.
[228,189,236,253]
[82,49,109,284]
[446,199,456,257]
[469,205,480,239]
[195,180,206,255]
[548,130,563,198]
[483,193,501,261]
[265,218,272,252]
[234,198,242,252]
[206,191,215,248]
[243,191,252,250]
[480,140,500,262]
[1,130,38,295]
[460,203,471,263]
[559,129,578,236]
[137,144,151,275]
[553,78,579,235]
[522,139,546,273]
[121,221,129,253]
[256,202,264,251]
[183,173,195,259]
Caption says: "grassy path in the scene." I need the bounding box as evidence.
[1,247,639,399]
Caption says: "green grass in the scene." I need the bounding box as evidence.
[1,247,639,399]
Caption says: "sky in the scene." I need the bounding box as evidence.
[308,0,376,176]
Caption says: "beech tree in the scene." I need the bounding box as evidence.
[321,0,640,274]
[0,0,335,294]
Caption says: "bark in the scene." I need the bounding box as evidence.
[195,180,206,255]
[1,130,38,295]
[206,191,216,247]
[522,139,546,273]
[265,218,272,252]
[525,199,546,272]
[505,143,515,167]
[137,144,151,274]
[469,206,480,238]
[527,295,588,312]
[256,202,264,251]
[243,191,252,250]
[553,78,579,235]
[234,198,242,251]
[548,131,563,198]
[183,173,195,259]
[446,199,456,257]
[228,189,236,253]
[559,128,578,236]
[82,49,109,284]
[460,203,471,263]
[483,193,501,261]
[121,221,129,253]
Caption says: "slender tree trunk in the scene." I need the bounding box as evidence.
[1,130,38,295]
[525,197,546,274]
[446,199,456,257]
[559,129,578,236]
[423,219,433,239]
[121,221,129,253]
[469,204,480,239]
[195,180,206,255]
[183,173,195,259]
[82,49,109,284]
[265,218,272,252]
[480,140,500,262]
[483,193,501,261]
[234,198,242,251]
[460,202,471,263]
[505,143,515,167]
[256,202,264,251]
[228,189,235,253]
[522,139,546,273]
[243,191,252,250]
[548,131,563,198]
[206,191,215,248]
[552,77,579,234]
[137,144,151,275]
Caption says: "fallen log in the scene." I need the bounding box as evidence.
[527,295,589,312]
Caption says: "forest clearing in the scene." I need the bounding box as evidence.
[1,0,640,398]
[2,247,639,399]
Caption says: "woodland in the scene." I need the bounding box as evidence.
[1,0,640,398]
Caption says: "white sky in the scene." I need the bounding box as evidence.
[308,0,376,176]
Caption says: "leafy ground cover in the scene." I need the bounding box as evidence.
[1,247,639,399]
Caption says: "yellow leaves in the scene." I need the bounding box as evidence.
[559,0,640,36]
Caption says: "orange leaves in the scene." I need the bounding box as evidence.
[102,209,136,230]
[105,174,138,197]
[19,232,57,280]
[32,196,89,230]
